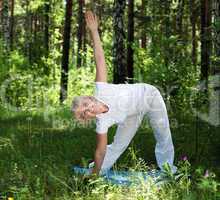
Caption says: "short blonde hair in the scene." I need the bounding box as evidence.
[71,95,96,122]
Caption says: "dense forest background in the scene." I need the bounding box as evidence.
[0,0,219,105]
[0,0,220,199]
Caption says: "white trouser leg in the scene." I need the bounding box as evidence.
[101,114,144,172]
[146,87,177,173]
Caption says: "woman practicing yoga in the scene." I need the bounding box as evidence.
[72,11,177,175]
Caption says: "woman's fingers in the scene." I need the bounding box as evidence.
[94,14,98,24]
[85,13,91,27]
[85,12,91,21]
[85,10,95,22]
[85,10,98,31]
[85,11,91,20]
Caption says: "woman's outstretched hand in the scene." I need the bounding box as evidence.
[85,11,98,32]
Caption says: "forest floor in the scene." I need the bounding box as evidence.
[0,107,219,199]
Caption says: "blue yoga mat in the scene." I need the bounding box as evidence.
[72,166,165,186]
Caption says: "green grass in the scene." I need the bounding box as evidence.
[0,106,219,199]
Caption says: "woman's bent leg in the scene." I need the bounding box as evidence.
[146,87,177,173]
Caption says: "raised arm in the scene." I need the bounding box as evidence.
[85,11,107,82]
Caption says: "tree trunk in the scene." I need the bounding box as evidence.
[25,1,32,63]
[33,14,37,49]
[213,0,220,60]
[82,23,87,67]
[212,0,220,125]
[76,0,85,68]
[94,0,103,37]
[175,0,185,62]
[9,0,14,51]
[127,0,134,83]
[44,0,50,57]
[29,13,33,63]
[200,0,212,87]
[190,0,197,66]
[176,0,184,37]
[113,0,127,84]
[60,0,73,103]
[141,0,147,48]
[1,0,10,53]
[150,0,157,55]
[163,0,171,67]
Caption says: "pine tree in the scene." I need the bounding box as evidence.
[113,0,127,83]
[60,0,73,103]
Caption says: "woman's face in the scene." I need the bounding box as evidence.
[78,98,99,121]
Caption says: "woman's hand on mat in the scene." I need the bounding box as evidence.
[85,11,98,32]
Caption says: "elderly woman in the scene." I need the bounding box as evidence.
[72,11,177,175]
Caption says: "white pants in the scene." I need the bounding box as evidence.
[100,86,177,173]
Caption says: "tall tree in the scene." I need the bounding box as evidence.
[44,0,50,57]
[212,0,220,123]
[190,0,198,66]
[9,0,14,50]
[60,0,73,103]
[162,0,171,67]
[141,0,147,48]
[24,0,33,63]
[176,0,184,37]
[213,0,220,62]
[76,0,85,68]
[127,0,134,83]
[200,0,212,87]
[174,0,185,62]
[150,0,157,56]
[1,0,10,53]
[113,0,127,84]
[93,0,103,36]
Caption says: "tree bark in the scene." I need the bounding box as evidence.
[163,0,171,67]
[44,0,50,57]
[213,0,220,60]
[200,0,212,87]
[141,0,147,48]
[24,0,32,63]
[76,0,85,68]
[127,0,134,83]
[212,0,220,126]
[176,0,184,37]
[9,0,14,51]
[1,0,10,53]
[175,0,185,62]
[113,0,127,84]
[82,22,87,67]
[94,0,103,37]
[60,0,73,103]
[190,0,197,66]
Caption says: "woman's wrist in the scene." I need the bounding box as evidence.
[90,28,99,35]
[91,166,101,175]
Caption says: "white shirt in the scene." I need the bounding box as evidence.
[94,82,147,134]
